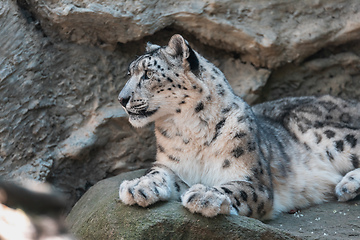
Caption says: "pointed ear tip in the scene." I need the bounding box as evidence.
[170,34,185,42]
[172,34,183,38]
[146,42,161,52]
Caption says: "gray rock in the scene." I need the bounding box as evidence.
[25,0,360,68]
[261,43,360,102]
[66,170,298,240]
[268,199,360,239]
[0,0,156,208]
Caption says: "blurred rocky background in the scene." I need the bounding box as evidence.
[0,179,75,239]
[0,0,359,229]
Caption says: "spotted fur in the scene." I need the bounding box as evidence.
[118,34,360,220]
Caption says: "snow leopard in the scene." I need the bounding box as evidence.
[118,34,360,220]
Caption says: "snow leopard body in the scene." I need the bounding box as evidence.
[118,34,360,220]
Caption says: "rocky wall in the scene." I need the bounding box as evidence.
[1,0,359,209]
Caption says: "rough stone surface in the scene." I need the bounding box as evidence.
[25,0,360,68]
[0,0,157,208]
[261,41,360,103]
[268,198,360,239]
[66,170,298,240]
[1,0,360,212]
[67,170,360,240]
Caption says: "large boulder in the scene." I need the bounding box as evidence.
[66,170,297,240]
[24,0,360,68]
[67,170,360,240]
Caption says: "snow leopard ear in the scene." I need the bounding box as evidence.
[146,42,161,53]
[166,34,190,58]
[166,34,199,75]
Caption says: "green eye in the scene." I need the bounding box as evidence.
[144,70,153,79]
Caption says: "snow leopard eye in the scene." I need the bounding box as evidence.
[144,70,153,80]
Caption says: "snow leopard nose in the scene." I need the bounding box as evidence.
[118,78,134,108]
[118,95,130,108]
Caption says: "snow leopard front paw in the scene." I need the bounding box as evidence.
[335,169,360,202]
[119,175,171,207]
[181,184,235,217]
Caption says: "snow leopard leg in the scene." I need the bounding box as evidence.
[335,168,360,202]
[181,181,273,219]
[119,164,188,207]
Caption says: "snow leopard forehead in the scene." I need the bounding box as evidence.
[128,36,200,78]
[128,49,163,75]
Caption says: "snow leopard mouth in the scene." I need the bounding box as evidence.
[127,108,159,118]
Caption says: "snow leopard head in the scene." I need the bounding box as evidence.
[118,34,203,127]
